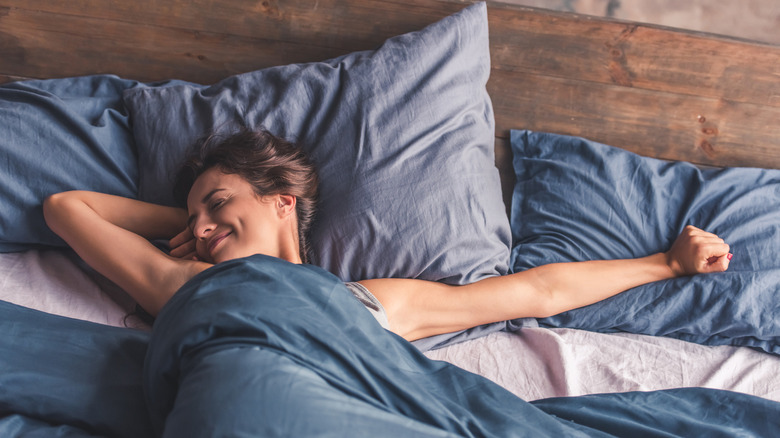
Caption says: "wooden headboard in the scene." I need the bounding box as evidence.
[2,0,778,206]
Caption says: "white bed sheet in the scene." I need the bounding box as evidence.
[424,327,780,402]
[3,249,779,403]
[0,249,147,328]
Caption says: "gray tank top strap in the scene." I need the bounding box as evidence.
[344,282,390,330]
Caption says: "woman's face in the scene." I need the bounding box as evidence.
[186,168,292,264]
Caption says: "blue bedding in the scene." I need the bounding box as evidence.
[0,4,512,349]
[3,256,779,437]
[0,301,151,437]
[0,76,141,251]
[510,130,780,354]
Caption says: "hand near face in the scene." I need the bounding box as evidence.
[169,227,199,261]
[665,225,732,276]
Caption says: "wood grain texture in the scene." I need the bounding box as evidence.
[487,5,780,106]
[1,0,778,186]
[0,0,463,82]
[490,68,780,168]
[486,3,780,170]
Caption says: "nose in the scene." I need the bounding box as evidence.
[191,216,216,240]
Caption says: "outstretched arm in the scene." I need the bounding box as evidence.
[44,191,211,315]
[362,226,731,341]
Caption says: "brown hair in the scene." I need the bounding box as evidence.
[174,128,319,263]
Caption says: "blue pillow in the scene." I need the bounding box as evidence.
[0,76,142,251]
[122,3,510,285]
[509,129,780,354]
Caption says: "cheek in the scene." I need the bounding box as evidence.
[195,241,212,263]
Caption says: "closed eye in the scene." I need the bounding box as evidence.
[210,196,229,210]
[187,188,228,230]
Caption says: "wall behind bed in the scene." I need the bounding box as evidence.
[1,0,778,211]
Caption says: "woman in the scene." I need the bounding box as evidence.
[44,129,732,341]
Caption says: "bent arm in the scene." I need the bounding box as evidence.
[44,191,210,315]
[363,226,731,341]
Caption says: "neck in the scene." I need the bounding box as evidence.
[278,217,303,264]
[280,248,303,264]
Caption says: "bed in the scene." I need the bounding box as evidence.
[1,0,779,436]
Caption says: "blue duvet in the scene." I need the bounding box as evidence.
[2,255,779,437]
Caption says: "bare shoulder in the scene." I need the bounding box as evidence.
[356,278,456,340]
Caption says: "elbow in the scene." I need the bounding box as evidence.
[524,273,560,319]
[43,192,65,230]
[532,284,565,319]
[43,191,81,234]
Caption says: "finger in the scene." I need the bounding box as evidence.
[175,250,197,260]
[169,229,193,247]
[692,242,727,271]
[170,239,197,258]
[705,253,732,273]
[171,243,196,259]
[171,233,195,250]
[700,242,730,259]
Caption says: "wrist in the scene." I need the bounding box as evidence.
[662,251,684,277]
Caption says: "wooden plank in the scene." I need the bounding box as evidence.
[490,68,780,169]
[487,3,780,107]
[4,0,778,106]
[0,6,354,83]
[0,0,465,82]
[3,0,462,45]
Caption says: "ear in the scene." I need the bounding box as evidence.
[276,194,297,219]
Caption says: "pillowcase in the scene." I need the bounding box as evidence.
[0,75,142,251]
[122,2,510,285]
[509,129,780,354]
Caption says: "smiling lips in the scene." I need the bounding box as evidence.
[208,232,231,256]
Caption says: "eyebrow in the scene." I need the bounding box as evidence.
[186,188,226,228]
